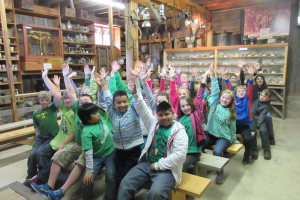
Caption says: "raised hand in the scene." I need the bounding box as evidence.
[158,65,161,75]
[159,65,167,78]
[62,63,69,77]
[127,77,137,94]
[69,71,77,78]
[177,67,181,74]
[246,65,255,75]
[91,65,96,78]
[202,69,210,83]
[169,65,177,79]
[235,68,241,77]
[237,59,245,68]
[41,65,49,78]
[83,65,90,77]
[190,67,199,78]
[52,75,60,86]
[253,62,260,73]
[131,62,143,77]
[111,60,121,73]
[208,65,215,77]
[219,66,229,76]
[100,67,108,81]
[94,72,102,86]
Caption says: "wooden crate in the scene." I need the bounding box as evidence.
[76,9,88,20]
[88,14,96,22]
[14,0,34,10]
[33,5,60,16]
[61,7,76,18]
[5,0,13,9]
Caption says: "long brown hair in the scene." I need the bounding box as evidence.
[177,96,196,118]
[213,90,237,121]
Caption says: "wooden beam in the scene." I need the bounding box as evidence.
[109,6,114,63]
[39,0,64,6]
[75,2,100,9]
[131,0,212,22]
[191,0,219,5]
[0,0,18,122]
[204,0,293,10]
[85,5,107,12]
[96,9,125,17]
[125,1,139,81]
[74,0,91,4]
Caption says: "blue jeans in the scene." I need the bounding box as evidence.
[83,151,116,200]
[266,112,275,139]
[37,143,56,171]
[27,134,55,176]
[118,161,175,200]
[201,133,230,175]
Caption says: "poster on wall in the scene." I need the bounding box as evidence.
[244,3,291,37]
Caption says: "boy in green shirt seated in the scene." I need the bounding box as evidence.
[26,91,60,180]
[117,79,188,200]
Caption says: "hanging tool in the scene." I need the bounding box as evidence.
[130,10,142,61]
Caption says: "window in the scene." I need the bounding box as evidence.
[95,26,111,46]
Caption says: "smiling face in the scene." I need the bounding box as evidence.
[180,99,192,115]
[153,88,159,100]
[113,95,129,113]
[256,77,264,87]
[38,97,51,110]
[220,92,233,107]
[230,75,237,83]
[236,88,247,99]
[178,88,188,99]
[63,97,71,107]
[181,74,188,82]
[152,79,159,88]
[157,110,174,127]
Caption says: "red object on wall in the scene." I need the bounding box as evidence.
[244,3,291,37]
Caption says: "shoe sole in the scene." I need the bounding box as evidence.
[216,180,224,184]
[264,157,271,160]
[31,185,48,198]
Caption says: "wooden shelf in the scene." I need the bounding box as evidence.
[0,82,21,85]
[61,16,94,25]
[218,55,284,58]
[0,59,19,61]
[69,64,94,66]
[0,43,18,46]
[0,70,20,72]
[0,36,17,39]
[167,57,215,60]
[217,64,284,66]
[64,53,95,56]
[63,41,94,45]
[62,29,94,35]
[0,100,23,105]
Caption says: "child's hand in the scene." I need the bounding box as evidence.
[94,73,102,86]
[177,67,181,74]
[253,62,260,73]
[90,65,95,78]
[41,65,49,78]
[52,75,60,86]
[83,65,90,77]
[100,68,108,82]
[83,172,93,185]
[202,69,210,83]
[169,65,177,80]
[157,65,161,75]
[237,59,245,68]
[56,143,64,151]
[235,68,241,77]
[219,66,229,76]
[127,78,137,94]
[159,66,167,78]
[209,65,215,77]
[150,163,156,171]
[246,65,255,75]
[69,71,77,78]
[190,67,199,78]
[111,60,121,73]
[130,63,142,78]
[62,63,69,77]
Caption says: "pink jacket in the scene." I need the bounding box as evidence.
[170,79,178,114]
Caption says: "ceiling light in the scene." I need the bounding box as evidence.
[94,0,125,9]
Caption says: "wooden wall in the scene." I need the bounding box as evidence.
[286,1,300,95]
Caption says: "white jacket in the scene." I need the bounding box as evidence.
[132,93,188,188]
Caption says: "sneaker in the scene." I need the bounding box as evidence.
[242,154,250,165]
[216,174,224,184]
[25,174,36,180]
[23,175,38,188]
[31,183,50,198]
[269,137,276,145]
[48,189,64,200]
[251,149,258,160]
[264,150,272,160]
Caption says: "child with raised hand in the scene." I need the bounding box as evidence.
[118,73,188,200]
[201,65,238,184]
[250,89,272,160]
[178,69,208,171]
[224,65,255,165]
[25,86,60,180]
[177,66,190,88]
[102,61,144,189]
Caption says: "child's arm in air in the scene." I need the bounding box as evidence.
[139,71,157,114]
[62,64,78,105]
[42,66,62,105]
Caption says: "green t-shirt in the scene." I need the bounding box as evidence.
[71,100,113,145]
[179,115,201,153]
[50,101,75,150]
[148,124,173,163]
[33,103,60,135]
[81,120,115,158]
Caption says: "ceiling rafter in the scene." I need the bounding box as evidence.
[74,1,100,9]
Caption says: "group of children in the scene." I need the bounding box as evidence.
[22,58,275,200]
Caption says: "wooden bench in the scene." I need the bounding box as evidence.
[0,120,61,146]
[194,153,229,177]
[211,143,244,154]
[169,172,211,200]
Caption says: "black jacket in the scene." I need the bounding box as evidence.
[251,99,270,129]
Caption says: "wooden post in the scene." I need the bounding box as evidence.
[125,1,139,81]
[0,0,18,122]
[109,6,114,63]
